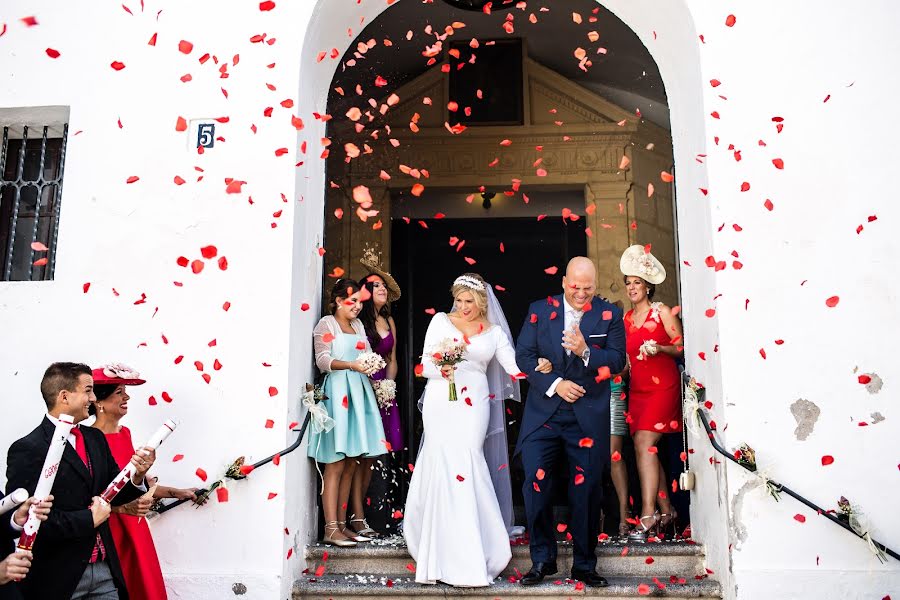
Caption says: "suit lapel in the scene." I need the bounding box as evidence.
[579,297,602,343]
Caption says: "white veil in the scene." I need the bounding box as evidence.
[480,284,523,536]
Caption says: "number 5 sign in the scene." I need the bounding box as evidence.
[197,123,215,148]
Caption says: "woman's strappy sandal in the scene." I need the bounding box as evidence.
[342,519,373,543]
[323,520,357,547]
[349,517,380,539]
[659,510,679,538]
[627,513,659,542]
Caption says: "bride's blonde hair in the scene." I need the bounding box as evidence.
[450,273,488,317]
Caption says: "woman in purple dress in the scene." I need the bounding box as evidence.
[345,252,402,540]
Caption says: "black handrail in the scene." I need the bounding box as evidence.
[153,411,312,516]
[687,379,897,562]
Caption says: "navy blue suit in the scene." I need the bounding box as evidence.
[515,294,626,572]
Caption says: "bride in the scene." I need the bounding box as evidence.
[403,273,526,587]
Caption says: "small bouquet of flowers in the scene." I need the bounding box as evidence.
[430,338,468,401]
[733,443,757,472]
[637,339,659,360]
[372,379,397,410]
[357,351,386,374]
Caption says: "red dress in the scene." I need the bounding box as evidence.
[625,305,682,434]
[104,426,168,600]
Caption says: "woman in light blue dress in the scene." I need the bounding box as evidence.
[308,278,386,546]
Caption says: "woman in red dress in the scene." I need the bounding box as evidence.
[619,246,684,541]
[89,364,201,600]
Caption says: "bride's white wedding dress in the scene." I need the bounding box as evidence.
[403,312,522,586]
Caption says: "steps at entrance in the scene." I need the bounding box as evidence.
[295,540,720,599]
[294,575,721,599]
[304,540,707,579]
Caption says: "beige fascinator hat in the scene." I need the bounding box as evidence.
[359,247,401,302]
[620,245,666,285]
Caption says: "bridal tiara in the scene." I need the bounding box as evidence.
[453,275,486,291]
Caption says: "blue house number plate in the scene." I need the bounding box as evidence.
[197,123,215,148]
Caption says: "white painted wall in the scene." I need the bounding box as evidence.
[1,0,898,599]
[0,2,318,598]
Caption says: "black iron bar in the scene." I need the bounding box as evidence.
[154,411,312,516]
[47,123,68,277]
[690,384,897,562]
[25,126,49,280]
[3,126,27,281]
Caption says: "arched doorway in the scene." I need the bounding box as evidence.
[290,0,724,587]
[321,0,680,532]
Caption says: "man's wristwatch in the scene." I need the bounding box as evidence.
[580,348,591,362]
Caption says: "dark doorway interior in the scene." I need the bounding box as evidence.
[388,216,587,517]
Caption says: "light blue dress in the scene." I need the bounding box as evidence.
[308,316,387,464]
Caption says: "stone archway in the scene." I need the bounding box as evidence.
[290,0,727,590]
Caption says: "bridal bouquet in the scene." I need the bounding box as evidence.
[431,338,468,401]
[372,379,396,410]
[636,339,659,360]
[357,351,386,374]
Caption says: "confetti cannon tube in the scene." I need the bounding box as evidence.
[17,414,75,552]
[99,420,177,504]
[0,489,29,516]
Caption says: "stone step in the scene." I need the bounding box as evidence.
[293,574,721,599]
[304,539,707,579]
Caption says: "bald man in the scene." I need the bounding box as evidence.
[515,256,626,587]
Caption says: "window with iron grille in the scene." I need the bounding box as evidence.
[0,122,68,281]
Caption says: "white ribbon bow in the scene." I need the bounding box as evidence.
[302,389,335,434]
[850,511,887,563]
[302,388,335,493]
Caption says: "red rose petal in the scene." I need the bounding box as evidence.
[825,296,840,308]
[45,48,60,59]
[725,14,737,27]
[268,386,278,396]
[821,455,834,466]
[611,450,622,462]
[216,487,228,502]
[196,468,208,482]
[456,474,465,482]
[794,514,806,523]
[178,40,193,54]
[578,437,594,448]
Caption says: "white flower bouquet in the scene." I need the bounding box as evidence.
[357,351,386,374]
[372,379,397,410]
[637,339,659,360]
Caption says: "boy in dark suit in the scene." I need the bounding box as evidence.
[6,363,157,600]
